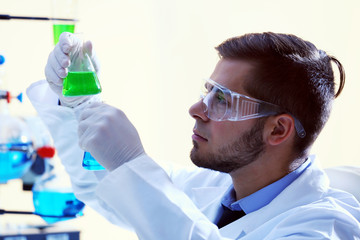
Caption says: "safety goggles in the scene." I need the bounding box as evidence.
[201,79,306,138]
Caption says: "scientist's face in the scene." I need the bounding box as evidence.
[188,58,265,173]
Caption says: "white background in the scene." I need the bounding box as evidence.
[0,0,359,239]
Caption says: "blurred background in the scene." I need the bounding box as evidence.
[0,0,359,239]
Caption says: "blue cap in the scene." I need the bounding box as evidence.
[0,55,5,65]
[17,93,23,102]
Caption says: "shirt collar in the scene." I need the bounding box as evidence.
[221,158,312,214]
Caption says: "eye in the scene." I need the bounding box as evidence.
[206,83,214,93]
[214,89,227,104]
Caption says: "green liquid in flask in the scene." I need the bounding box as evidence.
[53,24,75,45]
[63,71,102,96]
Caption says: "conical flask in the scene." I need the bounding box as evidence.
[82,152,105,170]
[0,109,34,183]
[62,37,102,97]
[32,167,85,224]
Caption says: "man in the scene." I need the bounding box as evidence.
[27,32,360,239]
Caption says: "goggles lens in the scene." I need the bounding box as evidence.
[200,79,306,138]
[201,79,279,121]
[202,85,228,121]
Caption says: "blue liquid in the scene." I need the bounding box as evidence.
[0,143,33,183]
[33,190,85,224]
[82,152,105,170]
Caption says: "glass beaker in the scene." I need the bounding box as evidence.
[62,35,102,97]
[51,0,78,45]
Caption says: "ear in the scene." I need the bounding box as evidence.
[264,114,295,146]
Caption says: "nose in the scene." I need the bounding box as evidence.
[189,99,210,121]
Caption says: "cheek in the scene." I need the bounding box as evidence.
[210,123,241,144]
[210,121,257,145]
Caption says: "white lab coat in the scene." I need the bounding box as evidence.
[27,80,360,240]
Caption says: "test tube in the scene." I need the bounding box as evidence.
[51,0,78,45]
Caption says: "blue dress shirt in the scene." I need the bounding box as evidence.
[221,159,312,214]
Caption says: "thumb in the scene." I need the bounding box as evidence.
[58,32,82,54]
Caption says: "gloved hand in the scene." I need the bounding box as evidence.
[45,32,101,108]
[78,102,145,171]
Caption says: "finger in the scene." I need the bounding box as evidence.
[47,50,68,80]
[45,53,65,85]
[68,33,83,54]
[48,81,63,96]
[78,117,99,150]
[58,32,74,54]
[54,43,70,68]
[45,64,63,87]
[78,102,105,121]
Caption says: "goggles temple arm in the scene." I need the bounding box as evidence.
[259,101,306,139]
[292,116,306,138]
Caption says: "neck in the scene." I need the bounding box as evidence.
[229,151,306,201]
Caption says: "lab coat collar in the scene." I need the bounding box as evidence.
[218,155,329,239]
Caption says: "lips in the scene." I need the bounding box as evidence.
[192,129,208,142]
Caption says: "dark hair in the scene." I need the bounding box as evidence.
[215,32,345,158]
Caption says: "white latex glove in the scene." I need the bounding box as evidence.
[44,32,101,108]
[78,102,145,171]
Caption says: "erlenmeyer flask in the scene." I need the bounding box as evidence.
[82,152,105,170]
[62,36,102,97]
[32,169,85,224]
[0,113,34,183]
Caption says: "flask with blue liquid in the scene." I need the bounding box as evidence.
[82,152,104,170]
[0,57,33,183]
[32,169,85,224]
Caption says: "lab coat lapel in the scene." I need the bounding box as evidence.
[191,186,229,222]
[219,217,247,239]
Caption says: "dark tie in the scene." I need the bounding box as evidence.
[216,205,246,228]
